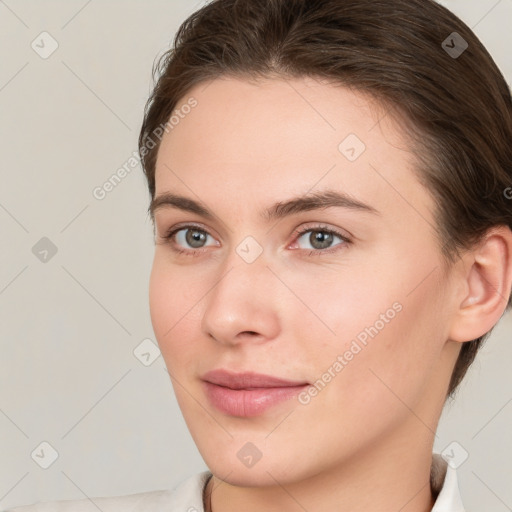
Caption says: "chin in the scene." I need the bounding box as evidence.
[208,461,298,488]
[199,439,316,488]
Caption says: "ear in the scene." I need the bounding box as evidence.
[449,225,512,343]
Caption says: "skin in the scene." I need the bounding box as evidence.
[148,76,512,512]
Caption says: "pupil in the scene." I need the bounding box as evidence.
[311,231,333,249]
[186,229,206,248]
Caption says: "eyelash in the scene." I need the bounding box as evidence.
[160,223,352,257]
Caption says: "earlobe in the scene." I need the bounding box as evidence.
[449,225,512,343]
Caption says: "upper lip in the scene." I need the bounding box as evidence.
[202,369,309,389]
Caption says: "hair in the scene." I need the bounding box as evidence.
[138,0,512,397]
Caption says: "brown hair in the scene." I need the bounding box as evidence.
[139,0,512,397]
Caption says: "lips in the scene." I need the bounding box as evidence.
[201,369,309,417]
[202,369,308,389]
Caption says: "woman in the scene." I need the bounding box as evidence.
[7,0,512,510]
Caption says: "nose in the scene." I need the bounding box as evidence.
[201,249,281,347]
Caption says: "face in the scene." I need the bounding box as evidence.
[149,76,460,486]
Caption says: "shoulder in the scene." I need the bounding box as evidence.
[3,471,212,512]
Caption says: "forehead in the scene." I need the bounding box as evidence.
[153,76,433,226]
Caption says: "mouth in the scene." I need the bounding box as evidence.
[201,369,309,417]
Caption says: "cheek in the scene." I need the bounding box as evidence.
[149,255,174,340]
[294,248,446,396]
[323,273,445,417]
[281,261,401,366]
[148,254,204,363]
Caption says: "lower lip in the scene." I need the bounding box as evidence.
[203,381,309,417]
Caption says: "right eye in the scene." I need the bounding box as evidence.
[161,224,220,255]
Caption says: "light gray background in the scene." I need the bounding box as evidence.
[0,1,510,510]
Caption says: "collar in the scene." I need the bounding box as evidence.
[430,453,466,511]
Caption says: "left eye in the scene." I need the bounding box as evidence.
[295,229,346,250]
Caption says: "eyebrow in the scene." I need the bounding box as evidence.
[148,189,379,222]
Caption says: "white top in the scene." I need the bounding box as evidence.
[4,454,465,512]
